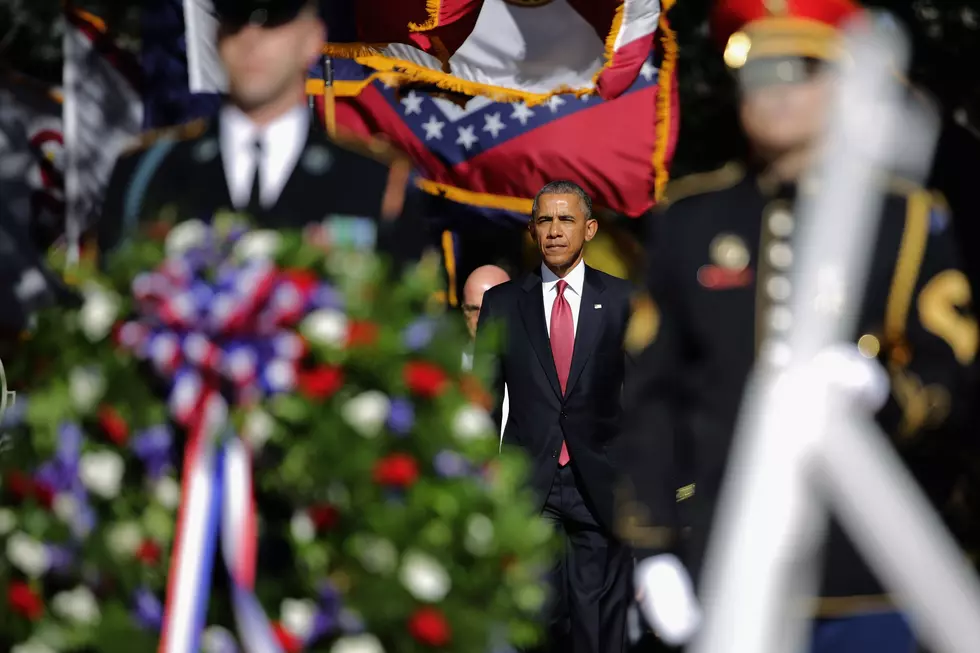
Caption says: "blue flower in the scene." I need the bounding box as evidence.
[132,587,163,630]
[131,425,174,479]
[386,399,414,436]
[434,450,469,478]
[402,318,437,351]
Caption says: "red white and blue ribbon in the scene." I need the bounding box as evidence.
[117,236,334,653]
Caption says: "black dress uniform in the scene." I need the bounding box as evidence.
[617,162,977,616]
[96,116,433,267]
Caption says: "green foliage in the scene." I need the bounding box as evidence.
[0,215,556,652]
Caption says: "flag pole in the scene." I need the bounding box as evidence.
[321,53,336,137]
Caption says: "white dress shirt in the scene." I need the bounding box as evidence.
[542,259,585,335]
[462,351,509,445]
[219,104,309,210]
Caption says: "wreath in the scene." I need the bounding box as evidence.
[0,214,554,653]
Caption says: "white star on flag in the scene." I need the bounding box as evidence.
[546,95,566,113]
[482,112,505,139]
[456,125,479,150]
[401,91,423,115]
[421,115,445,141]
[510,103,534,126]
[640,61,657,82]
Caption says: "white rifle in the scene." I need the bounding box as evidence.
[691,14,980,653]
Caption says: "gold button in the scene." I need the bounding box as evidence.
[768,242,793,269]
[768,210,794,237]
[769,306,793,331]
[766,276,792,301]
[857,334,881,358]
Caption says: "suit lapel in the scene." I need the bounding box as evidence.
[519,272,563,399]
[564,266,606,396]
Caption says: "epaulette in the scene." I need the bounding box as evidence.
[661,162,745,207]
[329,129,409,167]
[123,118,208,155]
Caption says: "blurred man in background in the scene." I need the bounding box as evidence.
[617,0,978,651]
[462,265,511,439]
[97,0,432,266]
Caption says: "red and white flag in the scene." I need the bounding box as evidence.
[62,9,143,261]
[328,0,662,104]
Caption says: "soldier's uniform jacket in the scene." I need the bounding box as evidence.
[617,163,978,615]
[96,115,434,267]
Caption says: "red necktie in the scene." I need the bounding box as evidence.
[550,280,573,466]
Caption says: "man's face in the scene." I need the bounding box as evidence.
[739,63,834,156]
[218,12,323,112]
[461,295,483,340]
[530,193,597,275]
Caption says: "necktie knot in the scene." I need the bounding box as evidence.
[556,279,568,297]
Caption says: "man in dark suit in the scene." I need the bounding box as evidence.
[96,0,433,267]
[476,180,634,653]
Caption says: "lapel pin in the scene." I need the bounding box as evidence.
[193,138,218,162]
[594,304,602,309]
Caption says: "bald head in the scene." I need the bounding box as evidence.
[462,265,510,338]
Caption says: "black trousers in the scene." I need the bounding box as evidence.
[536,463,630,653]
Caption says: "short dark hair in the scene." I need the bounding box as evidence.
[531,180,593,221]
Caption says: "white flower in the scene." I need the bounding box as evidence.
[153,476,181,510]
[399,550,451,602]
[165,218,208,258]
[0,508,16,536]
[301,308,348,348]
[79,450,125,499]
[79,283,120,342]
[6,532,50,577]
[11,640,57,653]
[342,391,390,438]
[464,514,495,556]
[330,634,385,653]
[290,511,315,544]
[280,598,318,639]
[51,586,101,624]
[201,626,237,653]
[453,404,494,442]
[242,409,276,451]
[68,366,106,413]
[106,521,142,556]
[355,536,398,575]
[234,229,281,261]
[53,494,79,523]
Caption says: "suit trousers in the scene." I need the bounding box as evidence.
[536,462,630,653]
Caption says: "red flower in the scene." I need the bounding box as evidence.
[282,269,319,299]
[98,406,129,445]
[136,539,162,565]
[5,472,54,509]
[298,366,344,399]
[373,453,419,488]
[404,362,449,399]
[272,622,303,653]
[8,582,43,621]
[346,320,379,347]
[309,504,340,531]
[408,607,451,647]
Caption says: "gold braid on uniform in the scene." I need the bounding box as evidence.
[614,481,675,550]
[123,119,208,155]
[882,184,953,438]
[660,162,745,208]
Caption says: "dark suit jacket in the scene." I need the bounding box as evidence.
[96,113,433,267]
[476,264,634,531]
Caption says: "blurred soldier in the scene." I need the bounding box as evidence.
[97,0,433,266]
[617,1,978,652]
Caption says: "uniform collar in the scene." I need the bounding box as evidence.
[540,258,586,296]
[219,103,310,152]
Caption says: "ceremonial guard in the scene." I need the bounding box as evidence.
[97,0,434,267]
[617,0,978,651]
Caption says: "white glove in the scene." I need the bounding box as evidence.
[811,344,890,412]
[634,554,702,647]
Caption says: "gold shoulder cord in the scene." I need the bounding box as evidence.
[661,162,745,208]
